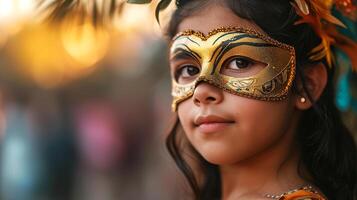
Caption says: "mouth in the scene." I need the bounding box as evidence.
[194,115,235,133]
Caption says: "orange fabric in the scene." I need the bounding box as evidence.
[279,189,326,200]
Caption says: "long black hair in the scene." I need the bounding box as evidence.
[165,0,357,200]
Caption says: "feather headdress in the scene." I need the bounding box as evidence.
[291,0,357,71]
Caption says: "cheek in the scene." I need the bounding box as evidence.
[218,97,295,164]
[237,98,293,137]
[242,99,292,138]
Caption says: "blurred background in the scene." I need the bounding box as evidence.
[0,1,184,200]
[0,1,355,200]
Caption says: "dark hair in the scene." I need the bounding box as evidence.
[165,0,357,200]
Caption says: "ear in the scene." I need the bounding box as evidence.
[294,62,328,110]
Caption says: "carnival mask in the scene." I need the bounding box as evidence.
[170,27,296,111]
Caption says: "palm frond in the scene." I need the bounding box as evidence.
[37,0,125,26]
[155,0,172,23]
[37,0,174,26]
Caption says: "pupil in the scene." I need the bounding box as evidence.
[236,59,248,68]
[187,66,198,75]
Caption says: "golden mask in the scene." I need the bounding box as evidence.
[170,27,296,111]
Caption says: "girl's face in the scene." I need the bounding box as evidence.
[172,3,299,165]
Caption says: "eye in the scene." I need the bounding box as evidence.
[226,57,253,70]
[221,56,266,78]
[176,65,200,79]
[175,65,200,83]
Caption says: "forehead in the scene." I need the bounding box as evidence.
[177,3,265,36]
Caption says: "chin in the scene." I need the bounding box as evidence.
[198,146,246,165]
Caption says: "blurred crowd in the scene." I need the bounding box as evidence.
[0,1,185,200]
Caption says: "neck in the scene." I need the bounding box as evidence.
[220,120,307,200]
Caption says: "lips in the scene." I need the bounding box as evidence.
[194,115,235,126]
[194,115,235,133]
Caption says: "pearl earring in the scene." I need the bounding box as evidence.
[300,97,306,103]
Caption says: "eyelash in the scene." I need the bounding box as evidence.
[172,56,258,82]
[175,64,200,80]
[223,56,255,71]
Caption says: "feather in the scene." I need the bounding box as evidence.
[291,0,351,68]
[309,43,326,61]
[309,0,346,28]
[328,27,357,71]
[294,0,310,15]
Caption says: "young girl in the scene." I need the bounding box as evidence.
[43,0,357,199]
[162,0,357,199]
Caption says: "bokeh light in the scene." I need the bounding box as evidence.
[5,23,98,88]
[60,18,110,67]
[0,0,36,48]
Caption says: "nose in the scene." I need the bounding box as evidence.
[193,82,223,107]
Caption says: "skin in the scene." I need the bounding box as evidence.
[171,2,327,200]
